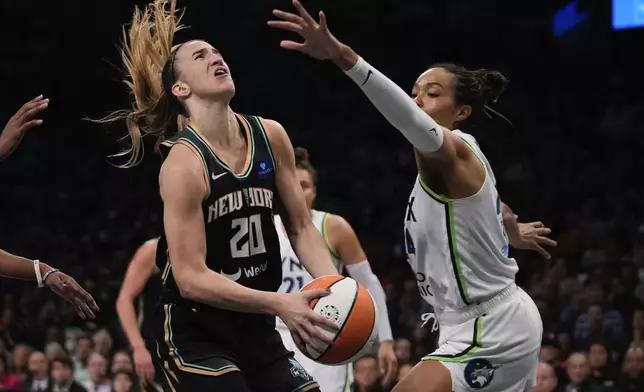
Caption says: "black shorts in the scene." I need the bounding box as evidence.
[148,303,320,392]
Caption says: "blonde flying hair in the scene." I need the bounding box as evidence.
[99,0,187,167]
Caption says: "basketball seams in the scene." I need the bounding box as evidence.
[315,278,360,361]
[306,275,346,309]
[322,284,377,365]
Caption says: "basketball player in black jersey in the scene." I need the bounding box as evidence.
[102,1,339,390]
[116,238,162,390]
[0,95,98,319]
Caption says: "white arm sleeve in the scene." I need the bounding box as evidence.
[345,260,393,342]
[344,56,444,154]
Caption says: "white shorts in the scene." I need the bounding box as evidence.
[424,284,542,392]
[276,322,352,392]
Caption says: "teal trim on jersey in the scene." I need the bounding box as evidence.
[166,304,239,374]
[292,380,320,392]
[186,118,256,179]
[421,316,483,362]
[321,213,340,258]
[166,137,212,199]
[250,116,276,168]
[418,178,472,306]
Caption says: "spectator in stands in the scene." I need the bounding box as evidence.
[91,330,112,359]
[111,370,134,392]
[588,342,617,389]
[351,354,384,392]
[85,352,111,392]
[617,346,644,391]
[11,344,32,382]
[45,341,67,362]
[574,300,624,354]
[541,341,561,365]
[110,351,132,374]
[50,356,88,392]
[72,335,93,386]
[532,362,559,392]
[26,351,50,392]
[0,354,22,390]
[564,352,605,392]
[393,337,412,363]
[630,309,644,343]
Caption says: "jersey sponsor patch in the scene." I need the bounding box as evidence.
[257,159,274,177]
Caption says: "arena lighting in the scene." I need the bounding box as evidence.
[612,0,644,30]
[553,0,591,37]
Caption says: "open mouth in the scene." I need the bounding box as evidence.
[214,68,229,78]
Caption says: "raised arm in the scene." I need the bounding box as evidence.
[267,0,470,164]
[160,144,281,314]
[263,119,338,278]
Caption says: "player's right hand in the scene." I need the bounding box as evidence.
[134,346,155,384]
[44,270,99,319]
[268,0,343,61]
[275,289,338,348]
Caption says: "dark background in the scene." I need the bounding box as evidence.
[1,0,643,391]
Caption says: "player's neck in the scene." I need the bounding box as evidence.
[189,101,239,148]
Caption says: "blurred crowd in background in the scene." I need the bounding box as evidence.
[1,0,644,391]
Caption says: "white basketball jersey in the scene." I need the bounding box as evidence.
[404,130,518,313]
[275,210,343,328]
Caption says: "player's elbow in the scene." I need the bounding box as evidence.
[174,268,199,300]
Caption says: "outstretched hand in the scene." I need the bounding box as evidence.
[268,0,344,60]
[45,271,99,319]
[513,221,558,259]
[0,95,49,159]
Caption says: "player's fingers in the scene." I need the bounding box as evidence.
[310,310,339,331]
[532,243,551,259]
[531,221,544,228]
[272,9,306,25]
[73,296,94,319]
[536,236,558,248]
[294,324,312,345]
[19,119,43,133]
[17,98,48,121]
[73,282,99,311]
[318,11,328,31]
[535,227,551,235]
[280,40,307,52]
[292,0,317,26]
[15,95,44,116]
[303,319,334,345]
[302,288,331,301]
[267,20,303,34]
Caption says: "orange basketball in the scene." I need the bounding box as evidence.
[298,275,379,365]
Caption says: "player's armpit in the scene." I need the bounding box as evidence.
[262,119,338,278]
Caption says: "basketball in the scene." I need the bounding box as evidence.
[298,275,379,365]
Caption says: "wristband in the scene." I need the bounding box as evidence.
[33,259,44,288]
[42,268,60,285]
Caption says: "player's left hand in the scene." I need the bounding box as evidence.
[44,270,99,319]
[378,340,398,386]
[512,221,557,259]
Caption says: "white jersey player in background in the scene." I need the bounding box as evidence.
[275,147,398,392]
[268,2,556,392]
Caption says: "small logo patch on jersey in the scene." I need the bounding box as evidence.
[288,358,312,381]
[464,359,500,389]
[257,159,274,177]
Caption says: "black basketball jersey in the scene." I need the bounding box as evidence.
[155,113,282,309]
[138,270,161,339]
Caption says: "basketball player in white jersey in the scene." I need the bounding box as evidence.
[269,2,556,391]
[275,147,398,392]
